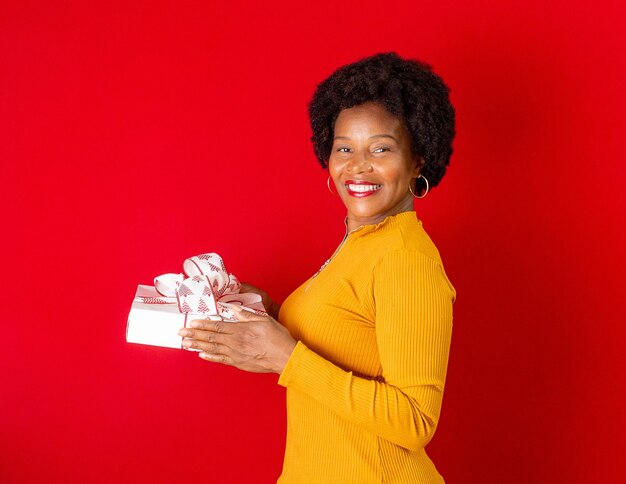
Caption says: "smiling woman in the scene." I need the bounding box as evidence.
[182,52,457,483]
[329,102,422,231]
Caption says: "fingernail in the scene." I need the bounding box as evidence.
[182,339,193,348]
[178,329,189,337]
[188,320,201,328]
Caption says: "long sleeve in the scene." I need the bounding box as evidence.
[278,250,454,452]
[277,212,454,482]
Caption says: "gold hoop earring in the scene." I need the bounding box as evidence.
[410,175,430,199]
[416,174,430,198]
[327,175,338,196]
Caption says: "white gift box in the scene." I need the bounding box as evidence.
[126,253,266,350]
[126,285,217,349]
[126,285,265,349]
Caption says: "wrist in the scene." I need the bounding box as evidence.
[269,300,281,319]
[276,339,297,374]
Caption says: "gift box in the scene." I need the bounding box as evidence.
[126,253,266,349]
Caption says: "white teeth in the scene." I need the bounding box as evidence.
[346,184,382,193]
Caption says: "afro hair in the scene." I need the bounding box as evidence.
[308,52,455,189]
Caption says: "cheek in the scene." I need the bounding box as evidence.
[381,164,411,188]
[328,158,342,180]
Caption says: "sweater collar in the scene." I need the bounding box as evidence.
[344,211,420,238]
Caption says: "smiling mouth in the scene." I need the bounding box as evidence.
[344,182,382,197]
[346,183,382,192]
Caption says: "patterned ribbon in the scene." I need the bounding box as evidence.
[133,253,265,320]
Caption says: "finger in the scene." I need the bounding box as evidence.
[228,304,259,321]
[239,282,255,293]
[183,337,227,354]
[198,352,230,365]
[197,341,247,365]
[227,304,266,321]
[179,327,227,345]
[185,319,235,333]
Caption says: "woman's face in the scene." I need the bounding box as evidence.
[329,102,421,231]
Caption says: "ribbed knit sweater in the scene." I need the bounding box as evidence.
[277,211,455,483]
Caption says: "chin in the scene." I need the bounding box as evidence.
[348,207,385,219]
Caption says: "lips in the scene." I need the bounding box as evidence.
[344,180,382,197]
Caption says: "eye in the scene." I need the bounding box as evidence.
[336,147,352,153]
[372,146,390,153]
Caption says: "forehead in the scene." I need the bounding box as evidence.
[334,102,405,135]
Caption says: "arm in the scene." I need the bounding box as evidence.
[278,251,454,451]
[180,251,454,450]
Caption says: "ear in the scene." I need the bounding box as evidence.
[412,156,425,178]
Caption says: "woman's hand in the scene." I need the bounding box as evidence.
[178,305,297,374]
[240,282,281,319]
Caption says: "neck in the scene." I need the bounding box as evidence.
[345,199,415,233]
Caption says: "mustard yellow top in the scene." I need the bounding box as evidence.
[277,211,455,483]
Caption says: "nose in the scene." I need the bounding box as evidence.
[346,153,373,174]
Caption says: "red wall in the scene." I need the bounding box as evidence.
[2,1,624,483]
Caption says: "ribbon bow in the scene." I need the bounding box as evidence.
[134,253,265,320]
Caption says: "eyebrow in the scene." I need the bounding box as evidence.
[333,134,400,143]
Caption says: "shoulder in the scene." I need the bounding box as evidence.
[373,213,444,265]
[371,216,456,298]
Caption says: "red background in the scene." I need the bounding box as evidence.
[1,1,624,483]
